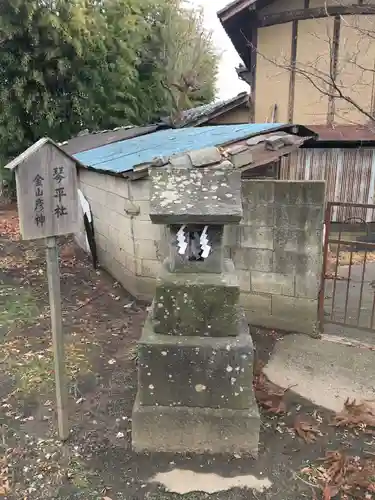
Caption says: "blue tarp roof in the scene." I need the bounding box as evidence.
[73,123,288,174]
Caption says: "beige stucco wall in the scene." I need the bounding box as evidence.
[335,15,375,124]
[293,17,333,124]
[255,22,292,122]
[254,4,375,126]
[207,106,251,125]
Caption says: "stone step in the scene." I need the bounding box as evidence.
[153,258,240,336]
[137,314,256,410]
[132,394,260,455]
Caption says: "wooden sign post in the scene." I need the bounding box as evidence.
[6,138,82,440]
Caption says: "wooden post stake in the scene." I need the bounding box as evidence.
[46,236,69,440]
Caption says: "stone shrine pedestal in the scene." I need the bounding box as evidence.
[132,165,260,455]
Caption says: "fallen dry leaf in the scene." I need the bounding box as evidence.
[253,370,288,414]
[333,398,375,429]
[294,416,321,443]
[322,484,340,500]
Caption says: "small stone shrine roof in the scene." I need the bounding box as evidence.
[150,164,242,225]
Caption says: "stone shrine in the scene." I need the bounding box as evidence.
[132,157,260,455]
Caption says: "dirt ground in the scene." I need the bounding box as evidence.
[0,204,374,500]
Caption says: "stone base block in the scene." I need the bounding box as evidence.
[153,258,240,336]
[132,395,260,456]
[138,313,256,409]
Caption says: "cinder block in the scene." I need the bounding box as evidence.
[237,270,251,292]
[118,249,136,274]
[295,271,321,299]
[132,219,162,241]
[107,224,120,249]
[135,258,160,278]
[106,175,129,198]
[118,232,135,256]
[274,249,322,275]
[94,219,109,239]
[242,180,274,205]
[239,226,273,250]
[95,233,108,253]
[112,211,133,236]
[232,248,273,272]
[243,310,319,337]
[188,147,222,167]
[251,271,295,296]
[78,169,102,188]
[274,227,323,252]
[272,295,318,322]
[274,205,323,230]
[130,179,151,201]
[135,200,151,221]
[240,292,271,315]
[229,148,253,168]
[106,192,125,214]
[274,181,325,206]
[170,154,193,169]
[241,204,274,226]
[134,240,158,260]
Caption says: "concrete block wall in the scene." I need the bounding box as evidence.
[77,168,324,334]
[231,180,324,336]
[78,169,161,299]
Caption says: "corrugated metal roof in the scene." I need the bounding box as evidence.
[60,124,162,155]
[307,125,375,142]
[164,92,250,128]
[73,123,289,174]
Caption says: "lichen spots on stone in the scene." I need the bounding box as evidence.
[195,384,206,392]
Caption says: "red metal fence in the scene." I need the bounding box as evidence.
[320,201,375,332]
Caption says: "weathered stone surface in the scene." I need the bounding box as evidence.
[153,259,240,336]
[229,148,253,168]
[151,156,169,167]
[169,154,192,169]
[149,167,242,225]
[232,248,273,272]
[243,307,319,336]
[246,135,266,146]
[274,227,322,252]
[273,249,321,275]
[241,204,274,227]
[274,205,323,230]
[132,395,260,455]
[242,180,274,205]
[168,224,224,273]
[239,225,274,250]
[251,271,294,296]
[272,295,318,322]
[265,136,284,151]
[188,147,222,167]
[295,271,321,299]
[274,180,325,206]
[226,144,248,155]
[137,314,255,409]
[240,292,272,319]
